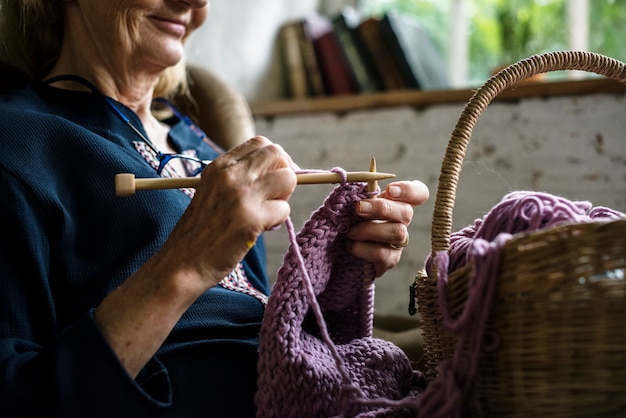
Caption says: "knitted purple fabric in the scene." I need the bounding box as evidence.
[255,180,425,418]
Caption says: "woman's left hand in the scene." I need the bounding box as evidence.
[346,180,429,278]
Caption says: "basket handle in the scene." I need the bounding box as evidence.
[431,50,626,256]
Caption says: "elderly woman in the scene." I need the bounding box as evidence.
[0,0,429,416]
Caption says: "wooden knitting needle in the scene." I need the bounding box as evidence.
[115,170,396,197]
[367,157,378,193]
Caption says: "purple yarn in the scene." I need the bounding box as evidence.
[425,191,625,277]
[255,171,425,418]
[419,191,626,416]
[257,185,626,417]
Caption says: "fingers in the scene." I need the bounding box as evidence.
[255,166,298,201]
[204,136,297,196]
[217,135,273,161]
[355,198,414,225]
[259,198,292,231]
[345,221,410,278]
[210,136,292,171]
[379,180,430,205]
[351,179,428,245]
[346,179,429,277]
[355,180,429,223]
[240,137,294,174]
[175,136,297,275]
[346,240,402,278]
[347,219,409,249]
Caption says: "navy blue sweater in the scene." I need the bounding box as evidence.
[0,83,269,417]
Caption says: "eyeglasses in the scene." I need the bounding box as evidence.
[105,97,211,176]
[155,153,210,176]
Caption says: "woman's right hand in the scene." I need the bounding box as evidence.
[94,136,297,378]
[161,135,298,289]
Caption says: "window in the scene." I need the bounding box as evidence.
[357,0,626,88]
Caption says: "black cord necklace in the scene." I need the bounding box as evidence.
[43,74,164,154]
[42,74,210,176]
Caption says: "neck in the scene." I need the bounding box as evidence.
[45,65,166,141]
[42,73,173,154]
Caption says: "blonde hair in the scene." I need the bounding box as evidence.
[0,0,187,97]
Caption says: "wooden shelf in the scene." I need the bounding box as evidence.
[250,78,626,117]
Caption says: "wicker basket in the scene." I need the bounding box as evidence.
[413,51,626,417]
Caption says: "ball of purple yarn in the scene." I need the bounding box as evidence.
[425,191,625,277]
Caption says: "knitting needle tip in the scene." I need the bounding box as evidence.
[367,157,378,193]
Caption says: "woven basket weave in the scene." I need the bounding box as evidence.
[414,51,626,417]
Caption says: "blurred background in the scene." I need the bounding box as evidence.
[185,0,626,101]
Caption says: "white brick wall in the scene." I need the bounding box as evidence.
[254,93,626,316]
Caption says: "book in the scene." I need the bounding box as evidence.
[303,13,357,96]
[293,19,326,97]
[279,20,310,99]
[354,17,407,91]
[331,7,382,93]
[378,11,449,90]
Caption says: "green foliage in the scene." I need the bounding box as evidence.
[358,0,625,87]
[589,0,626,62]
[467,0,567,82]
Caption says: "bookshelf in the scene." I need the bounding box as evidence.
[250,78,626,117]
[269,6,626,119]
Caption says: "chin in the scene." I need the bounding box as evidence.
[153,45,185,67]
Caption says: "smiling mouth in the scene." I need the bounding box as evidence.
[150,16,187,37]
